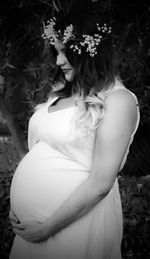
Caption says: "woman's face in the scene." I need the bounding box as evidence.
[54,40,75,82]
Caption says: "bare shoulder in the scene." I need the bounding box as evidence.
[104,89,137,119]
[98,89,138,134]
[105,88,137,106]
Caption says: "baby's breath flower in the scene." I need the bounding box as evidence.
[43,19,112,58]
[42,17,57,45]
[63,24,74,43]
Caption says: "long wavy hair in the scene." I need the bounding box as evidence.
[46,0,117,129]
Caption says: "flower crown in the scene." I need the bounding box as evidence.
[42,17,111,57]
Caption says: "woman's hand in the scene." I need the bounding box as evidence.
[9,209,50,243]
[9,209,20,224]
[11,220,49,243]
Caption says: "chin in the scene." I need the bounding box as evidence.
[65,76,72,82]
[65,73,74,82]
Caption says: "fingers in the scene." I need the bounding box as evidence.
[9,209,24,233]
[13,228,21,235]
[12,221,25,230]
[9,210,20,223]
[13,228,26,240]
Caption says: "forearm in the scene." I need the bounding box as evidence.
[44,176,110,237]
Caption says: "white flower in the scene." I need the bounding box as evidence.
[42,19,112,58]
[63,24,75,43]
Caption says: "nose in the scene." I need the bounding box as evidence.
[56,53,66,67]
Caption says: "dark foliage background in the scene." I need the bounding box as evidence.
[0,0,150,258]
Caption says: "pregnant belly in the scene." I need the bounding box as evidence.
[10,141,88,222]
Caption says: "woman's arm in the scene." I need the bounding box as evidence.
[44,90,137,234]
[12,90,137,242]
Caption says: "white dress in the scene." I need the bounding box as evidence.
[10,83,140,259]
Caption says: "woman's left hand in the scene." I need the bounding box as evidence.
[12,220,49,243]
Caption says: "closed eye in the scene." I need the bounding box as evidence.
[60,47,66,54]
[55,47,66,55]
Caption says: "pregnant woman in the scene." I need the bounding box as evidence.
[9,1,140,258]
